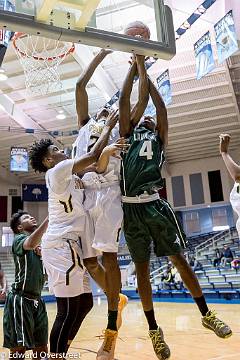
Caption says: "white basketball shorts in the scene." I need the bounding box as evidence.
[84,183,123,253]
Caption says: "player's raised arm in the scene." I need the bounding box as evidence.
[119,60,137,137]
[219,134,240,182]
[130,55,149,127]
[95,138,129,173]
[72,110,119,174]
[149,77,168,146]
[75,49,112,129]
[23,217,48,250]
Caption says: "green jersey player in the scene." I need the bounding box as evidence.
[119,57,232,360]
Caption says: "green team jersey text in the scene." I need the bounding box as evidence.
[121,126,165,196]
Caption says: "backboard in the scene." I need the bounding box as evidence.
[0,0,176,59]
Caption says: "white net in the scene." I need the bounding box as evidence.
[13,33,74,96]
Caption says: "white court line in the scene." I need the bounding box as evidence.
[208,354,240,360]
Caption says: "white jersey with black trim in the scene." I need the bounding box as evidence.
[72,117,121,185]
[230,182,240,236]
[42,159,86,244]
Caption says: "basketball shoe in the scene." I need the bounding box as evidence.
[202,310,232,338]
[116,294,128,330]
[96,329,118,360]
[149,327,171,359]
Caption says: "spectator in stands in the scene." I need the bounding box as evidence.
[0,262,7,303]
[174,270,183,290]
[160,263,173,289]
[213,248,224,268]
[220,244,234,267]
[231,258,240,270]
[188,254,195,267]
[191,257,203,272]
[161,264,181,290]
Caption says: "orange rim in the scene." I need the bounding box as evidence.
[12,32,75,61]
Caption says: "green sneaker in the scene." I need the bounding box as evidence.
[149,327,171,359]
[202,310,232,339]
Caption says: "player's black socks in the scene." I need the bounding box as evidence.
[107,310,118,331]
[193,295,209,316]
[144,309,158,330]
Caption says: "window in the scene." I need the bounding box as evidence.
[212,208,229,231]
[184,212,200,233]
[171,176,186,207]
[11,196,23,215]
[189,173,204,205]
[2,227,14,247]
[208,170,224,202]
[0,196,8,222]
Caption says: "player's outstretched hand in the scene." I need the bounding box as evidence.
[103,138,129,159]
[219,133,231,154]
[105,109,119,129]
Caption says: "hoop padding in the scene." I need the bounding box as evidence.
[13,33,75,96]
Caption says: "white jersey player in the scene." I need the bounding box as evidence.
[42,159,93,297]
[220,133,240,238]
[29,113,123,356]
[72,113,122,252]
[230,182,240,236]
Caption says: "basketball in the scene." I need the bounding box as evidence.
[124,21,151,40]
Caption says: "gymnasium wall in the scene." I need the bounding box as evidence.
[0,151,239,245]
[0,178,47,249]
[165,154,235,208]
[163,151,240,236]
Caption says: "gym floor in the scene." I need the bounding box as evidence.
[0,300,239,359]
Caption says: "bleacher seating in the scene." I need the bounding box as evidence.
[0,252,15,289]
[148,228,240,300]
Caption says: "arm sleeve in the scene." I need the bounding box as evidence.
[12,234,28,256]
[47,159,74,194]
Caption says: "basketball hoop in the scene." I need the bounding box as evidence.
[13,32,75,96]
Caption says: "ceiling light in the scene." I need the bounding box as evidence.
[56,109,66,120]
[0,68,8,81]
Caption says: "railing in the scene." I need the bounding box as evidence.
[195,229,231,257]
[150,263,168,283]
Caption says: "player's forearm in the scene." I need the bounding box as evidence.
[76,50,108,88]
[73,127,111,173]
[131,59,149,126]
[137,58,149,105]
[119,63,137,136]
[23,217,49,250]
[95,151,111,173]
[90,125,112,159]
[221,153,240,181]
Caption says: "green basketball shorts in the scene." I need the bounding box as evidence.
[3,292,48,349]
[123,198,187,263]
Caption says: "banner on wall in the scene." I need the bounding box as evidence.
[0,0,15,47]
[157,70,172,106]
[214,10,239,64]
[15,0,35,15]
[10,147,28,172]
[194,31,215,80]
[22,184,48,202]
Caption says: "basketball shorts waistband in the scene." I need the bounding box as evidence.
[122,192,160,203]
